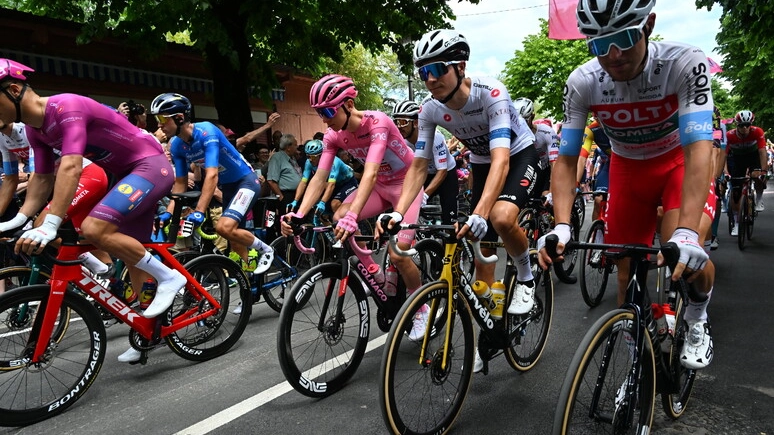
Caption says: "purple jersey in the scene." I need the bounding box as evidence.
[26,94,164,174]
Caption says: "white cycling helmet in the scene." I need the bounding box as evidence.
[413,29,470,67]
[392,100,420,119]
[576,0,656,38]
[513,97,535,119]
[735,110,755,125]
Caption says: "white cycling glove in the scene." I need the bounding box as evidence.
[465,214,488,240]
[544,192,553,206]
[668,227,708,271]
[0,213,29,234]
[537,223,572,254]
[21,214,62,248]
[378,211,403,227]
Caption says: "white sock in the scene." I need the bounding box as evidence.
[684,288,712,323]
[249,237,273,254]
[134,251,178,283]
[79,252,109,274]
[512,250,534,283]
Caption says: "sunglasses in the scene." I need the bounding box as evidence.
[417,61,462,81]
[586,21,646,57]
[316,104,346,119]
[737,123,751,128]
[394,118,413,128]
[155,114,172,124]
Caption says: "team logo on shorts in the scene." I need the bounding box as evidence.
[117,184,134,195]
[491,89,500,98]
[161,168,169,176]
[57,105,64,114]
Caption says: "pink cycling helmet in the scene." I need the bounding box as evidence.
[0,59,34,83]
[309,74,358,109]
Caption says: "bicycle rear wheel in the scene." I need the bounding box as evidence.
[261,235,322,312]
[518,209,538,248]
[553,309,656,434]
[380,281,474,435]
[277,262,369,398]
[505,249,554,371]
[579,220,609,308]
[0,286,106,427]
[738,195,748,250]
[553,209,581,284]
[661,281,697,419]
[165,254,251,361]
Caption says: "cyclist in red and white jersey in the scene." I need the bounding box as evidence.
[537,0,716,370]
[402,29,539,319]
[725,110,768,225]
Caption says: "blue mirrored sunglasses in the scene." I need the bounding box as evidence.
[417,61,461,81]
[315,106,339,119]
[586,23,645,57]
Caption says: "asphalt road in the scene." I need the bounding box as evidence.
[3,189,774,435]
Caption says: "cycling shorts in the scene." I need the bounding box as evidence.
[605,147,714,245]
[44,163,109,233]
[341,177,423,244]
[221,172,261,228]
[727,152,761,185]
[470,145,538,242]
[332,177,358,203]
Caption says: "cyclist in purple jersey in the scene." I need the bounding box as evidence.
[150,93,274,275]
[0,58,185,322]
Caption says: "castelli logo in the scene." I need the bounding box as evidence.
[491,89,500,98]
[161,168,169,176]
[57,106,64,114]
[520,179,530,187]
[444,114,452,122]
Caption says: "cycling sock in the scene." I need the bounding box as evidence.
[684,288,712,323]
[512,250,534,282]
[249,237,273,254]
[134,251,178,283]
[79,252,109,274]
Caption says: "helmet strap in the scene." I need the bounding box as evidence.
[437,65,463,105]
[1,83,29,123]
[340,105,352,131]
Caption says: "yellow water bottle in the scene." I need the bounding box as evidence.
[472,280,495,310]
[490,281,506,320]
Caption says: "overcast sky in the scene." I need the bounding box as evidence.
[446,0,723,78]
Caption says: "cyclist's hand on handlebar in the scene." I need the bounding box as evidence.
[16,214,62,255]
[314,200,326,215]
[536,223,572,270]
[456,214,487,241]
[334,210,359,242]
[158,211,172,226]
[659,227,707,282]
[280,211,304,236]
[185,211,205,228]
[543,192,553,206]
[0,213,29,235]
[375,212,403,239]
[287,200,298,213]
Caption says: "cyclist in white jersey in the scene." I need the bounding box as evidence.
[537,0,716,370]
[400,29,540,318]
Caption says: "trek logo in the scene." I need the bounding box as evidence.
[79,275,142,325]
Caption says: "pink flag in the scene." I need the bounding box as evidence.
[548,0,585,40]
[707,57,723,74]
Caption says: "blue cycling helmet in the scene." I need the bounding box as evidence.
[305,139,324,156]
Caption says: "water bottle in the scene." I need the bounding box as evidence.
[384,264,398,297]
[110,278,137,306]
[139,279,158,310]
[490,281,506,320]
[367,263,385,285]
[472,281,495,310]
[651,303,671,353]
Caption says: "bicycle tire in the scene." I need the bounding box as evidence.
[0,286,106,427]
[661,282,697,419]
[380,281,474,435]
[579,220,609,308]
[518,209,538,248]
[553,309,656,434]
[165,254,251,361]
[746,195,755,240]
[261,235,323,313]
[276,262,370,398]
[505,249,554,371]
[413,238,445,283]
[738,195,747,250]
[553,210,581,284]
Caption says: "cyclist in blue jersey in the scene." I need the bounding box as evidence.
[289,139,358,216]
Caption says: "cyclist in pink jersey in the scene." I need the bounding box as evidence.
[537,0,716,370]
[280,74,426,336]
[0,58,185,319]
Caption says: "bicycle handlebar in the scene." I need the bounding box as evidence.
[387,222,498,264]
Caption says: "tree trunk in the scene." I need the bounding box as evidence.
[205,42,254,136]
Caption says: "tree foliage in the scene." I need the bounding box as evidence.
[6,0,479,135]
[697,0,774,130]
[501,19,592,120]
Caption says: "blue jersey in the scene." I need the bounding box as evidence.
[302,156,354,185]
[169,122,253,184]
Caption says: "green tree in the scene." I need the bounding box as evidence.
[6,0,478,135]
[501,19,592,120]
[697,0,774,129]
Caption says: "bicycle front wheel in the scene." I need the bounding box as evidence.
[738,195,748,250]
[505,249,553,371]
[380,281,474,435]
[277,262,369,398]
[746,195,755,240]
[0,286,106,427]
[579,220,609,308]
[661,282,697,419]
[166,254,251,361]
[553,309,656,434]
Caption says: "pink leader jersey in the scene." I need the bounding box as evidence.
[318,111,414,183]
[25,94,164,175]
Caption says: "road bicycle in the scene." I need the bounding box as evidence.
[578,191,612,307]
[728,172,761,250]
[548,236,708,434]
[518,195,580,284]
[0,191,252,427]
[276,220,444,398]
[379,222,554,435]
